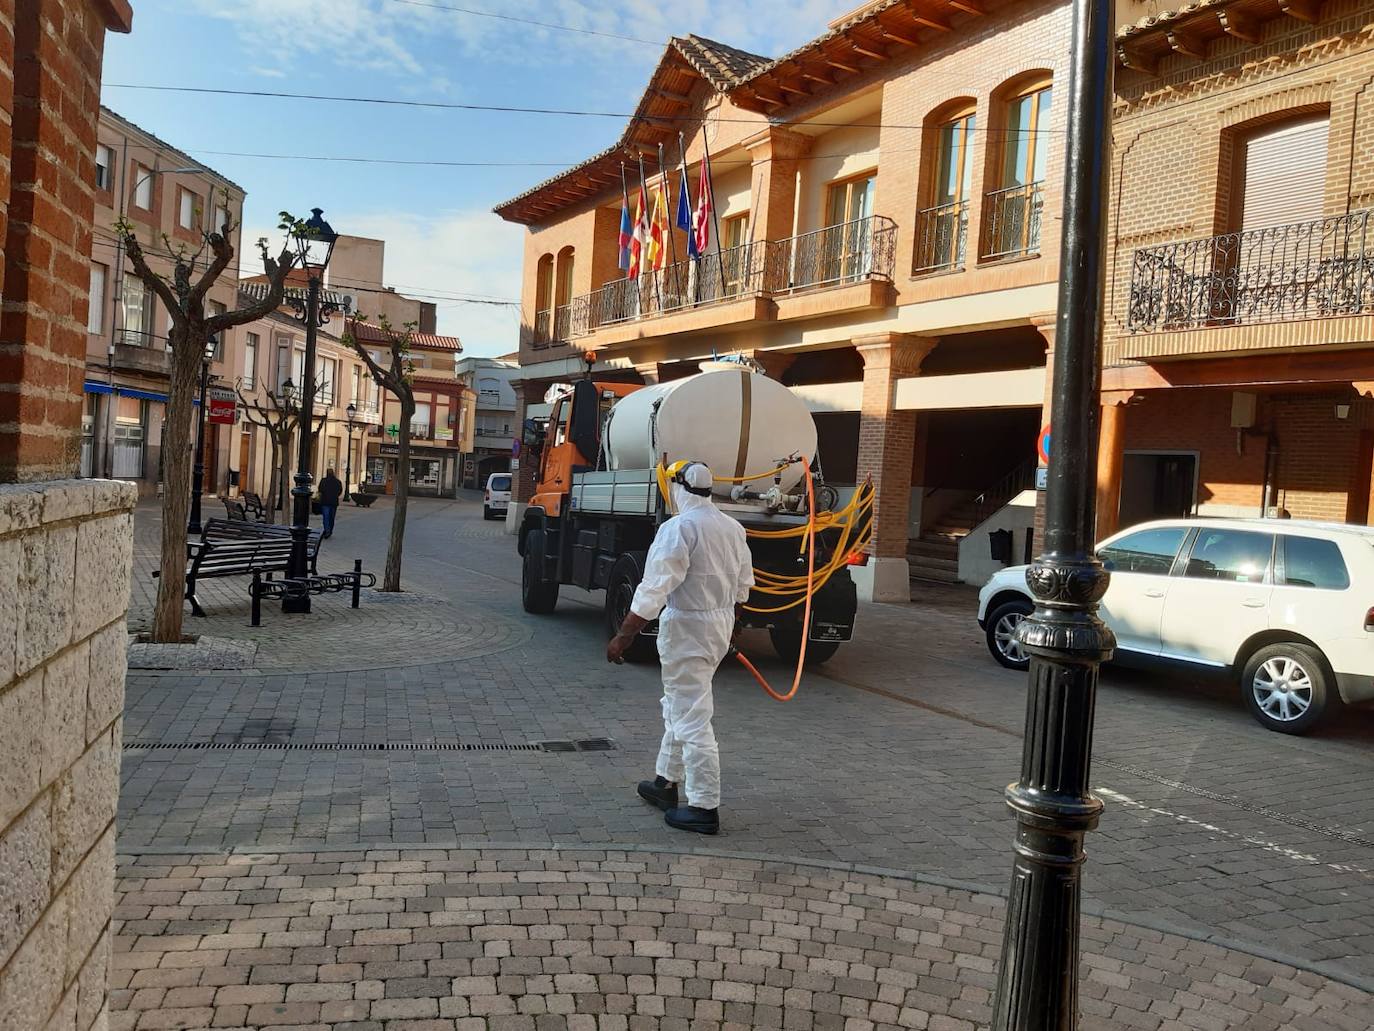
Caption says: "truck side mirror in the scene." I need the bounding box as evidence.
[522,418,545,449]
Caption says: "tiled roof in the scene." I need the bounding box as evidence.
[672,34,771,86]
[347,319,463,352]
[1115,0,1231,39]
[238,279,353,309]
[728,0,904,88]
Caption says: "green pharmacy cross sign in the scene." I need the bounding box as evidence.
[386,424,399,439]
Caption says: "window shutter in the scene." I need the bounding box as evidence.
[1240,117,1328,232]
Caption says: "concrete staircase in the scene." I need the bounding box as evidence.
[907,460,1037,584]
[907,533,962,583]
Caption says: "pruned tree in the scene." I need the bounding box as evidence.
[235,378,326,514]
[342,314,416,592]
[117,206,301,642]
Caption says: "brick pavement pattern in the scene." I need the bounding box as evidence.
[109,848,1372,1031]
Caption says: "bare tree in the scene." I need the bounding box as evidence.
[235,379,326,514]
[118,207,300,642]
[342,314,416,592]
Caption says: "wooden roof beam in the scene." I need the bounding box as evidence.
[874,13,921,45]
[908,13,952,32]
[826,56,860,73]
[648,87,692,104]
[850,40,889,61]
[1217,8,1261,42]
[947,0,985,14]
[778,81,811,97]
[1116,43,1158,75]
[1166,28,1207,60]
[1278,0,1321,23]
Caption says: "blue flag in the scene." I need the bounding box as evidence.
[618,201,633,271]
[676,165,698,258]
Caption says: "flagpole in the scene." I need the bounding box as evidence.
[699,124,728,296]
[678,132,698,304]
[658,143,682,298]
[637,152,662,313]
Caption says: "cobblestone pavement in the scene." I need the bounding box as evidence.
[119,494,1374,1017]
[111,850,1372,1031]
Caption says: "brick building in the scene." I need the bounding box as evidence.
[82,106,245,497]
[497,0,1081,600]
[1099,0,1374,535]
[1,1,136,1029]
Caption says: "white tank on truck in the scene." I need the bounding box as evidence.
[602,365,818,495]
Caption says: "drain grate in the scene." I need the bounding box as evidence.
[122,739,615,753]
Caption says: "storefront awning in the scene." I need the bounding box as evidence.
[82,382,200,405]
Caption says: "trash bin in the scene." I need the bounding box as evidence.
[988,528,1013,565]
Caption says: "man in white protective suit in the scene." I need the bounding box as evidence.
[606,460,754,835]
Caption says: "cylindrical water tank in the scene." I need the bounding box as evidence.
[604,368,817,495]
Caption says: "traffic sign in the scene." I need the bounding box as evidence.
[1037,424,1052,465]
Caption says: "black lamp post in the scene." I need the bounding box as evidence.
[990,0,1115,1028]
[278,378,296,516]
[187,334,217,534]
[283,208,342,613]
[344,402,357,502]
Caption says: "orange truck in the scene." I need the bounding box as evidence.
[514,364,870,663]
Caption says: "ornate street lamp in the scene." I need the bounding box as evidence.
[187,333,218,534]
[990,0,1115,1028]
[344,402,358,502]
[283,208,344,613]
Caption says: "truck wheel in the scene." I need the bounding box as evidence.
[521,529,559,614]
[605,557,658,663]
[769,622,840,666]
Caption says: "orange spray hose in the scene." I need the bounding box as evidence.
[733,459,816,702]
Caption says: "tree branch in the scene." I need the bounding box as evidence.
[122,234,186,330]
[205,245,297,335]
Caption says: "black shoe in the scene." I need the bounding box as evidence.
[665,805,719,835]
[637,776,678,811]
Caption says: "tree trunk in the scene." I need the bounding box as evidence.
[265,436,281,512]
[151,330,200,642]
[278,429,293,516]
[383,396,414,592]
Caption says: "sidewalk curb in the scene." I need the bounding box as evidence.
[116,839,1374,995]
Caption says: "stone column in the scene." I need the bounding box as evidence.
[1096,392,1134,540]
[853,333,936,602]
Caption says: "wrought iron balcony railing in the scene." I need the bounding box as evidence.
[1128,210,1374,333]
[526,217,897,350]
[981,182,1044,262]
[913,200,969,274]
[766,215,897,292]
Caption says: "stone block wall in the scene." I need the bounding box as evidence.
[0,478,135,1031]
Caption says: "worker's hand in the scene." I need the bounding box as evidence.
[606,633,629,665]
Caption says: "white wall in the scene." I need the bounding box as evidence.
[958,489,1036,586]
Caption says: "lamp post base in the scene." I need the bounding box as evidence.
[281,592,312,614]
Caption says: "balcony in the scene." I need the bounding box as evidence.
[913,200,969,275]
[111,331,171,376]
[1128,210,1374,336]
[527,216,897,352]
[981,182,1044,262]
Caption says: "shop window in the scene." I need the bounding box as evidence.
[367,456,388,485]
[112,396,147,479]
[80,394,98,478]
[410,459,440,487]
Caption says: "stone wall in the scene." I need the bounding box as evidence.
[0,478,135,1031]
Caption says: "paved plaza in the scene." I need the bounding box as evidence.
[113,496,1374,1028]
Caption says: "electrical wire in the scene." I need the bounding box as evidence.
[384,0,662,46]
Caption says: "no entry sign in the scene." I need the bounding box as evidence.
[1037,424,1052,465]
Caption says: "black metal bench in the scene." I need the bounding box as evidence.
[153,519,323,617]
[249,559,377,626]
[223,499,249,521]
[241,491,268,522]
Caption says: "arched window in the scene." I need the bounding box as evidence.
[915,99,977,274]
[554,245,575,340]
[533,253,554,343]
[984,73,1052,261]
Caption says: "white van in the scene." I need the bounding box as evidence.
[484,472,512,520]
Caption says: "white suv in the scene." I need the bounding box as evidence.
[977,519,1374,734]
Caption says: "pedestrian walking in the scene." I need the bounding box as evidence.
[318,468,343,538]
[607,461,754,835]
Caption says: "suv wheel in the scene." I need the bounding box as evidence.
[1241,642,1333,735]
[985,599,1033,671]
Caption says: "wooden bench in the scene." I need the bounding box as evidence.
[153,518,323,617]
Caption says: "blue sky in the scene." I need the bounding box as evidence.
[101,0,852,356]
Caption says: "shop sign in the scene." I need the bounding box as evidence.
[435,427,453,441]
[208,387,237,425]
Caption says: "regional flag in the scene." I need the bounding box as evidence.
[676,162,697,258]
[629,186,649,279]
[618,188,633,271]
[693,158,712,255]
[647,187,668,271]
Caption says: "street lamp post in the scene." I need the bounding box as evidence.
[187,334,217,534]
[344,403,358,502]
[990,0,1115,1028]
[283,208,342,613]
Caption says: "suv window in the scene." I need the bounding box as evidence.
[1184,529,1272,583]
[1282,535,1349,589]
[1098,526,1188,575]
[490,475,511,492]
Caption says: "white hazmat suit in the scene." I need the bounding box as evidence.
[629,463,754,810]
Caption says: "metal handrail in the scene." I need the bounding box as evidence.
[971,457,1038,529]
[914,200,969,274]
[981,182,1044,262]
[1127,209,1374,332]
[765,215,898,292]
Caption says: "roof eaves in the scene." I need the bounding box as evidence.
[101,105,247,195]
[1115,0,1231,39]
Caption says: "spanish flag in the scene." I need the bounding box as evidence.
[647,186,669,271]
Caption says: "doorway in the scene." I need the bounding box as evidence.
[202,424,219,496]
[238,430,252,497]
[1118,450,1198,529]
